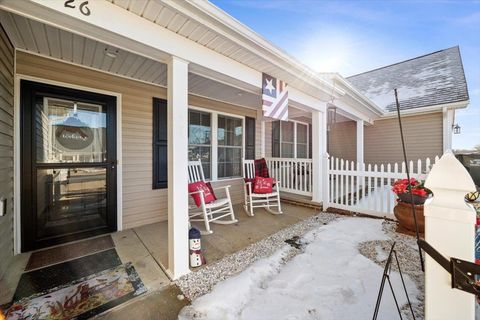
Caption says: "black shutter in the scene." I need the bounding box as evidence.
[153,98,168,189]
[272,120,280,157]
[245,116,256,159]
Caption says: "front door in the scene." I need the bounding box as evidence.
[21,80,117,252]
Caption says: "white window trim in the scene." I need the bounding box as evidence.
[189,105,245,181]
[279,119,310,159]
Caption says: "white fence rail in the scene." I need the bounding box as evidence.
[266,158,313,196]
[326,155,440,217]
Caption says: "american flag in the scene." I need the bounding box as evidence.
[262,73,288,120]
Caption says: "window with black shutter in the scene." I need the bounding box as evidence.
[245,116,256,159]
[153,98,168,189]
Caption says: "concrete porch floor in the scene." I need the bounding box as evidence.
[134,201,320,270]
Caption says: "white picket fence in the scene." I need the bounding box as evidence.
[326,155,440,217]
[266,158,313,196]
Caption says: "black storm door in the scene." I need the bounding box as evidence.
[21,80,117,252]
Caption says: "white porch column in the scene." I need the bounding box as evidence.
[442,108,454,152]
[424,152,476,320]
[167,56,190,279]
[312,110,327,203]
[356,120,364,165]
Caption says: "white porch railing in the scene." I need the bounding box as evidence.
[326,155,440,217]
[266,158,313,196]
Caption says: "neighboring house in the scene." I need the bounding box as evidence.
[0,0,469,285]
[328,46,469,166]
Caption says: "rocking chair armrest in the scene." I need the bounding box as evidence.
[188,190,205,196]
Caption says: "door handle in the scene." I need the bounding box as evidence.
[111,160,118,169]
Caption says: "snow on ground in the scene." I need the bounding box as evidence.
[179,217,420,320]
[355,185,396,215]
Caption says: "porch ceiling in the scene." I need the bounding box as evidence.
[107,0,337,102]
[0,10,262,109]
[1,10,168,85]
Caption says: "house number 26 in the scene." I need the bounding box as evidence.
[64,0,91,16]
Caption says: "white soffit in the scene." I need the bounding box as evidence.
[107,0,336,101]
[0,10,262,109]
[0,10,168,85]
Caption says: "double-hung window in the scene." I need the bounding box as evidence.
[296,123,309,158]
[188,108,244,180]
[188,110,212,179]
[274,120,310,159]
[280,121,294,158]
[217,115,243,178]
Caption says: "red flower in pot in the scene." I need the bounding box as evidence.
[392,178,431,205]
[392,178,432,234]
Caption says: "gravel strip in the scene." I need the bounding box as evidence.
[358,220,424,320]
[175,212,339,300]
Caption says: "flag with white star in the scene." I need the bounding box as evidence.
[262,73,288,120]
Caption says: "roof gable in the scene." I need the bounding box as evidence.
[347,46,469,112]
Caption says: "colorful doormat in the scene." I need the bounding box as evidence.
[25,236,115,271]
[3,263,146,320]
[15,249,122,301]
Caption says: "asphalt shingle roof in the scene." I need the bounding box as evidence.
[347,46,469,112]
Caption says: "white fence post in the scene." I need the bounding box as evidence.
[322,153,330,208]
[424,152,477,320]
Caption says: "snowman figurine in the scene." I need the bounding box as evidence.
[189,228,206,267]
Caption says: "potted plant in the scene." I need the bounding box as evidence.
[392,178,432,233]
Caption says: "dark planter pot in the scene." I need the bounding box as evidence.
[397,192,427,205]
[394,200,425,233]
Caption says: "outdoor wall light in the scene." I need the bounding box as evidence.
[452,123,461,134]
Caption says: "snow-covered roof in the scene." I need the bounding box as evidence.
[346,46,469,112]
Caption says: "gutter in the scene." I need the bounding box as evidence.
[380,100,470,119]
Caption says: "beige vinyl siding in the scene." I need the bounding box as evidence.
[328,121,357,162]
[0,26,14,280]
[16,52,255,229]
[364,112,443,166]
[327,113,443,166]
